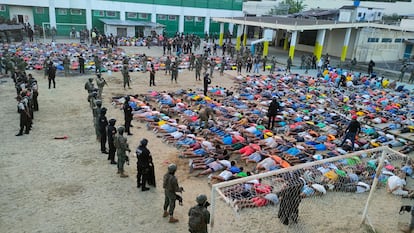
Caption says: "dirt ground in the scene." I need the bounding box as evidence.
[0,45,412,233]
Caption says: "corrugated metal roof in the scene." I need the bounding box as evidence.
[99,19,164,28]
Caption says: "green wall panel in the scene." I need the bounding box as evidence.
[55,9,87,36]
[157,16,178,37]
[125,12,151,22]
[33,7,49,28]
[0,5,10,19]
[101,0,241,10]
[184,17,205,37]
[92,10,120,34]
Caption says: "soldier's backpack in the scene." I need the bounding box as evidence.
[188,206,205,232]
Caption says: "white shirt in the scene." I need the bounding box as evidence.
[387,175,406,191]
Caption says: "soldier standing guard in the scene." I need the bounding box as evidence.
[92,99,102,141]
[107,119,117,164]
[115,126,131,177]
[96,74,106,99]
[99,107,108,154]
[15,96,30,136]
[63,55,70,77]
[94,55,101,74]
[163,163,184,223]
[123,96,133,136]
[122,65,131,89]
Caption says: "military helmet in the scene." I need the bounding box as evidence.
[168,163,177,173]
[109,118,116,126]
[140,138,148,147]
[89,77,93,82]
[95,99,102,107]
[101,107,107,114]
[117,126,125,134]
[196,194,207,205]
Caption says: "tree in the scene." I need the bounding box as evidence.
[283,0,307,14]
[268,3,290,16]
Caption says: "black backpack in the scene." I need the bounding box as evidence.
[188,206,205,232]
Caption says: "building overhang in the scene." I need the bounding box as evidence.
[212,16,414,32]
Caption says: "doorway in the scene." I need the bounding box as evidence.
[117,27,127,37]
[17,15,24,24]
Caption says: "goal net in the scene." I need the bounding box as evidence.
[42,22,87,40]
[210,146,411,233]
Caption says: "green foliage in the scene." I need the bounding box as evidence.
[282,0,307,14]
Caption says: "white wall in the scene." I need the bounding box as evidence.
[2,0,244,18]
[8,6,34,27]
[354,28,413,62]
[302,0,413,16]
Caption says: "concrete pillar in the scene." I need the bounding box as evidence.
[219,23,224,46]
[283,32,289,50]
[263,41,269,57]
[151,13,156,23]
[243,25,247,47]
[204,16,210,35]
[288,31,298,61]
[120,11,125,21]
[341,28,352,62]
[179,14,184,33]
[48,0,56,28]
[236,24,243,51]
[314,29,326,61]
[86,9,92,30]
[228,23,234,36]
[84,0,92,30]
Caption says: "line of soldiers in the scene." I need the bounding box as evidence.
[84,74,131,177]
[13,71,39,136]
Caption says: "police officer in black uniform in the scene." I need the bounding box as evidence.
[136,138,153,191]
[123,96,133,135]
[107,118,117,164]
[99,107,108,154]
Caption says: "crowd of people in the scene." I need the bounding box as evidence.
[3,31,414,232]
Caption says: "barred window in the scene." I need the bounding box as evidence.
[71,9,82,15]
[127,12,137,18]
[106,11,116,17]
[169,15,177,21]
[139,13,148,19]
[35,7,45,14]
[158,14,167,20]
[367,38,379,43]
[94,10,104,17]
[58,9,67,15]
[195,17,203,22]
[185,16,194,21]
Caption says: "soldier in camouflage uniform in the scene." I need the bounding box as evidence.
[115,126,131,177]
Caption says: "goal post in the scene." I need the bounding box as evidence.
[42,22,87,42]
[210,146,409,233]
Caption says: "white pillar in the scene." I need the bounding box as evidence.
[236,24,243,51]
[204,16,210,34]
[85,0,92,30]
[228,23,234,36]
[86,9,92,30]
[288,30,298,60]
[314,29,326,61]
[151,13,156,23]
[341,28,352,62]
[120,11,125,21]
[48,0,56,28]
[179,14,184,33]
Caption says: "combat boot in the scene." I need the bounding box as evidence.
[117,169,121,174]
[168,216,179,223]
[120,172,129,178]
[163,211,169,218]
